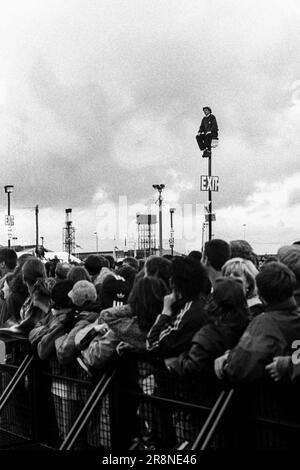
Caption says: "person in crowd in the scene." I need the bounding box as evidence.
[30,279,96,445]
[55,262,71,281]
[74,276,167,375]
[99,276,168,353]
[188,250,202,262]
[146,256,210,357]
[229,240,258,267]
[221,257,263,319]
[101,274,131,309]
[84,255,111,288]
[277,245,300,305]
[123,257,139,272]
[67,266,91,283]
[164,277,249,376]
[0,248,18,282]
[54,280,100,366]
[214,262,300,384]
[0,254,34,326]
[104,255,116,271]
[116,265,137,291]
[0,249,18,314]
[202,239,230,290]
[144,256,171,290]
[265,245,300,382]
[29,280,75,360]
[0,258,51,337]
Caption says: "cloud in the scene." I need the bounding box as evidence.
[1,0,300,250]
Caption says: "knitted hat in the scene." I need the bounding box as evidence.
[102,274,131,308]
[68,280,97,307]
[277,245,300,281]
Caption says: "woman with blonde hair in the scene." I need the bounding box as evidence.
[221,257,263,319]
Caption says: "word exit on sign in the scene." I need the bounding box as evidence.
[200,176,219,192]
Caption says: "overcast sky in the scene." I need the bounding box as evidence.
[1,0,300,254]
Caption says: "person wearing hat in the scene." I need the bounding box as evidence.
[196,106,219,157]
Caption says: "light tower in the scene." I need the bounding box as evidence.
[152,184,165,256]
[63,208,76,261]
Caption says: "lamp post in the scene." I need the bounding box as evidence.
[4,185,14,248]
[243,224,246,241]
[94,232,99,253]
[152,184,165,256]
[169,208,175,257]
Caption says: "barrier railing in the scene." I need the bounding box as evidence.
[1,343,300,450]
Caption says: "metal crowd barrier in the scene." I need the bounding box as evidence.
[1,342,300,450]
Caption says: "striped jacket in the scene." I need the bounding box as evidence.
[146,296,208,357]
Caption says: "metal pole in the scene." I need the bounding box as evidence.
[148,215,151,257]
[7,193,10,248]
[159,190,163,256]
[208,152,212,240]
[35,205,39,254]
[201,223,205,253]
[170,209,174,257]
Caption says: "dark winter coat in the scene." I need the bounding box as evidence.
[199,114,218,139]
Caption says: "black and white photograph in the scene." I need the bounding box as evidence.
[1,0,300,455]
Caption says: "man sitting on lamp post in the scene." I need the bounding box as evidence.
[196,106,219,158]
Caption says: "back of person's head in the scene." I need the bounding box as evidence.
[256,261,296,304]
[84,255,109,276]
[51,280,74,309]
[104,255,115,270]
[222,257,259,298]
[188,250,202,262]
[67,266,91,283]
[102,274,131,308]
[17,254,35,269]
[203,239,231,272]
[68,280,98,307]
[145,256,171,288]
[123,256,139,272]
[277,245,300,283]
[0,248,17,271]
[170,256,210,299]
[22,258,46,286]
[229,240,257,265]
[128,276,168,332]
[55,262,71,280]
[116,265,137,290]
[162,254,173,261]
[208,277,249,324]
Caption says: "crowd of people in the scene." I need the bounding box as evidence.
[1,239,300,448]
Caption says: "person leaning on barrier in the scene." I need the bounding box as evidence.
[0,258,51,338]
[29,280,75,360]
[214,262,300,384]
[75,277,168,372]
[146,256,210,358]
[164,278,249,376]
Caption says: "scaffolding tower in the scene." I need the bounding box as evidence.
[63,208,76,260]
[137,214,157,258]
